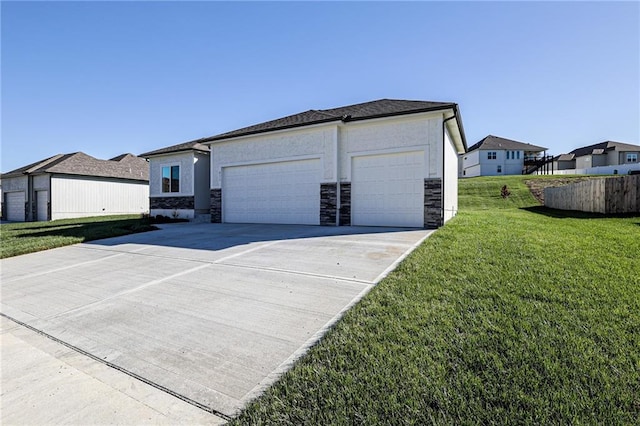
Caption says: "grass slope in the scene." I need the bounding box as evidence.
[0,215,156,258]
[230,176,640,424]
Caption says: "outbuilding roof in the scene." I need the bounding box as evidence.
[467,135,547,153]
[201,99,465,146]
[1,152,149,181]
[139,141,210,158]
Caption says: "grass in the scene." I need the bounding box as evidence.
[0,215,157,258]
[230,175,640,425]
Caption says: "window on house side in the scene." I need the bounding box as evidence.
[506,151,510,160]
[497,165,502,173]
[627,153,638,163]
[162,165,180,193]
[488,152,497,160]
[517,151,520,159]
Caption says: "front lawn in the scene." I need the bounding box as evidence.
[230,176,640,424]
[0,215,157,258]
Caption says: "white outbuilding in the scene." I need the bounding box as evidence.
[0,152,149,222]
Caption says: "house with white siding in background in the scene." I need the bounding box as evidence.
[0,152,149,222]
[461,135,547,177]
[145,98,468,228]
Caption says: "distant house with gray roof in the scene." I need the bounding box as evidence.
[0,152,149,222]
[552,141,640,172]
[461,135,547,177]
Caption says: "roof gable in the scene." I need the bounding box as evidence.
[569,141,640,157]
[467,135,547,152]
[1,152,149,181]
[139,141,210,158]
[203,99,459,142]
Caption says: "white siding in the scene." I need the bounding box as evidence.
[51,175,149,220]
[462,150,481,177]
[149,152,195,196]
[443,128,458,223]
[33,174,50,191]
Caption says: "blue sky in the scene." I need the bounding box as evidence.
[2,1,638,172]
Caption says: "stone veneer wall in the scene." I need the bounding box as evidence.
[424,178,443,229]
[150,196,195,210]
[210,189,222,223]
[339,182,351,226]
[320,183,337,226]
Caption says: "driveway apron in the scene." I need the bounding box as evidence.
[1,223,431,422]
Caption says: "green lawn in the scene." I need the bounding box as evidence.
[230,175,640,424]
[0,215,157,258]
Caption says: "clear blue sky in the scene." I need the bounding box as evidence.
[2,1,638,172]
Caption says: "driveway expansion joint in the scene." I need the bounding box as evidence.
[0,312,232,422]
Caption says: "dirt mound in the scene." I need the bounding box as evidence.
[525,177,594,204]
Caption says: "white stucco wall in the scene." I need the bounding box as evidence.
[149,152,195,196]
[1,176,28,192]
[443,128,458,223]
[51,175,149,220]
[339,113,441,181]
[33,174,50,191]
[210,124,336,188]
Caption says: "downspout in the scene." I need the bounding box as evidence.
[442,114,457,224]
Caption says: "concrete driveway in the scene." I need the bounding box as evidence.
[1,223,431,424]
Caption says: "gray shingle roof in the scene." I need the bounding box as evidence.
[203,99,459,142]
[1,152,149,181]
[568,141,640,158]
[139,141,210,158]
[467,135,547,152]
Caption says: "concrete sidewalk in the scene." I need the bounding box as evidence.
[1,223,431,424]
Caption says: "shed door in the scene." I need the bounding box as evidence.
[351,151,424,227]
[222,159,321,225]
[37,190,48,221]
[6,192,26,222]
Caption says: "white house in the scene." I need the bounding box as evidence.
[196,98,467,228]
[0,152,149,222]
[140,141,211,220]
[461,135,547,177]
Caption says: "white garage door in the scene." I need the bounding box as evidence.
[6,192,26,222]
[352,151,424,227]
[37,190,48,221]
[223,159,321,225]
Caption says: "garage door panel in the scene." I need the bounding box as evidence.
[352,151,424,227]
[6,192,26,222]
[223,159,321,225]
[37,191,48,221]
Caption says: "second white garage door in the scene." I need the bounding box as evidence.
[223,159,321,225]
[352,151,425,227]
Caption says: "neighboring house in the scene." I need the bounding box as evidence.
[180,98,466,228]
[0,152,149,222]
[552,141,640,172]
[461,135,547,177]
[139,141,211,220]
